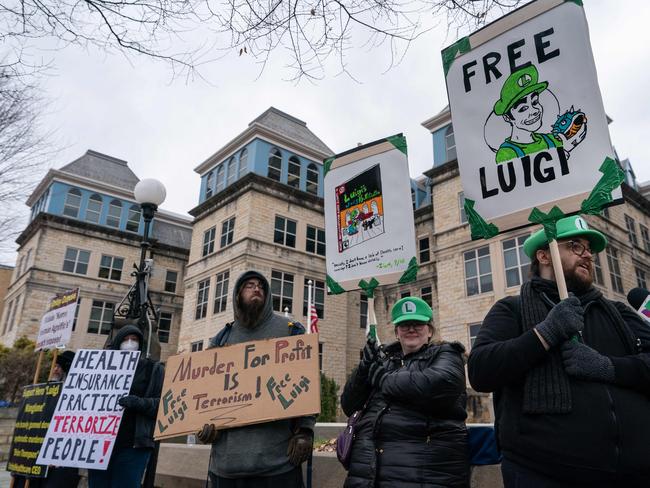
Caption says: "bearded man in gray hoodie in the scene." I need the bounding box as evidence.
[197,270,315,488]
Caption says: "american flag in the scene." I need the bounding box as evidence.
[309,304,319,334]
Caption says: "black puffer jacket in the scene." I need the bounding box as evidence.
[341,341,469,488]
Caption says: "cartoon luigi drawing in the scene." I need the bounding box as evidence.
[493,64,587,164]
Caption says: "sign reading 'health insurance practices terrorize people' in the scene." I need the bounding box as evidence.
[154,334,320,440]
[36,349,140,469]
[324,136,417,292]
[444,0,617,233]
[36,289,79,350]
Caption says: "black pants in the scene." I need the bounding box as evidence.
[209,467,304,488]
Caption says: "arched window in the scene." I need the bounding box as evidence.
[445,125,457,162]
[239,148,248,176]
[287,156,301,189]
[227,157,237,186]
[306,163,319,195]
[268,148,282,181]
[107,199,122,228]
[85,194,102,223]
[216,165,225,192]
[205,171,214,199]
[63,188,82,218]
[126,204,141,232]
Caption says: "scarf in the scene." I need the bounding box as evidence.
[521,276,636,414]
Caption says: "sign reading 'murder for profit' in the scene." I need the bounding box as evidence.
[444,0,617,232]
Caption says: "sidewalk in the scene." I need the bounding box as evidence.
[0,468,12,488]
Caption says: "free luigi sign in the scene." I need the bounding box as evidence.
[443,0,619,233]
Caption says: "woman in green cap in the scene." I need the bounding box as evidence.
[340,296,469,487]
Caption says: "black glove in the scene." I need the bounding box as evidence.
[118,395,146,411]
[562,341,615,383]
[536,296,584,348]
[286,429,313,465]
[369,361,387,389]
[358,338,380,375]
[196,423,220,444]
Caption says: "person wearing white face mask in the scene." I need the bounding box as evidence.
[88,325,164,488]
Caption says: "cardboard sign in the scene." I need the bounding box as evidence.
[36,289,79,350]
[6,382,62,478]
[36,349,140,469]
[443,0,618,233]
[154,334,320,440]
[324,136,417,291]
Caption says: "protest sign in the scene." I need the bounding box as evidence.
[154,334,320,440]
[443,0,618,234]
[36,289,79,350]
[323,135,417,293]
[6,382,62,478]
[36,349,140,469]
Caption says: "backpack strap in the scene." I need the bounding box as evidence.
[289,321,306,336]
[209,322,233,349]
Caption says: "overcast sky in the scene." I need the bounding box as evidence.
[4,0,649,264]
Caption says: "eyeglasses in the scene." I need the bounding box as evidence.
[559,240,594,258]
[243,282,264,290]
[396,323,428,331]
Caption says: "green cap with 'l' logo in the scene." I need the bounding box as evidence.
[493,65,549,116]
[523,215,608,259]
[391,297,433,325]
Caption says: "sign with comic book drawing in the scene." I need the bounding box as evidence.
[443,0,619,233]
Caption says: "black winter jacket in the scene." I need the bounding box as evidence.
[468,294,650,486]
[341,341,469,488]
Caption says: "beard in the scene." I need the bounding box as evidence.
[563,259,594,295]
[236,295,265,329]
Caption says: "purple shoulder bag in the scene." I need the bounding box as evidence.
[336,409,363,469]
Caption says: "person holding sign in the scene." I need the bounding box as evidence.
[340,297,469,488]
[196,270,315,488]
[468,215,650,487]
[88,325,164,488]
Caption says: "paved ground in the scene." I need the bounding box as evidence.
[0,468,12,488]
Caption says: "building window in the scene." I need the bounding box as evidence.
[206,171,214,199]
[640,224,650,253]
[606,246,624,294]
[401,290,411,298]
[2,300,14,334]
[239,148,248,176]
[306,163,319,195]
[459,192,467,224]
[625,214,638,246]
[445,125,457,162]
[411,188,416,210]
[165,270,178,293]
[63,188,82,218]
[216,165,225,192]
[469,323,481,348]
[288,156,301,189]
[99,255,124,281]
[24,249,32,273]
[227,157,237,187]
[220,217,235,248]
[271,270,294,313]
[106,199,122,228]
[86,194,103,223]
[421,286,433,307]
[195,278,210,319]
[203,226,216,256]
[268,148,282,181]
[465,246,493,296]
[303,278,324,319]
[72,301,80,331]
[636,267,647,289]
[126,205,141,233]
[318,343,323,372]
[8,295,20,332]
[158,312,172,343]
[63,247,90,275]
[359,293,368,329]
[503,235,530,288]
[601,207,610,218]
[191,340,204,352]
[274,216,296,248]
[419,237,430,263]
[306,225,325,256]
[213,270,230,314]
[593,253,605,286]
[88,301,114,335]
[18,256,24,276]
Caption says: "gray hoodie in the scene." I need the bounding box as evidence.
[208,270,315,478]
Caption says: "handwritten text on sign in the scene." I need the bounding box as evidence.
[36,349,140,470]
[154,334,320,440]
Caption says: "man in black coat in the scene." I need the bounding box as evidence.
[468,215,650,487]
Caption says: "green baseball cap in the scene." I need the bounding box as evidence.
[523,215,608,259]
[391,297,433,325]
[493,65,548,116]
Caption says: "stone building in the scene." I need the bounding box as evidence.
[0,150,191,360]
